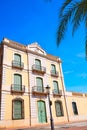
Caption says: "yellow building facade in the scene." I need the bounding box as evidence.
[0,38,87,128]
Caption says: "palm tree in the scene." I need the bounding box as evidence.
[57,0,87,59]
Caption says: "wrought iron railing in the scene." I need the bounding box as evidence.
[32,86,47,93]
[32,64,46,73]
[12,60,24,69]
[11,84,25,92]
[51,70,59,77]
[53,89,62,95]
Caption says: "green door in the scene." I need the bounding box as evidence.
[36,77,43,92]
[14,54,21,67]
[53,81,59,94]
[35,59,41,70]
[38,101,47,123]
[14,74,22,91]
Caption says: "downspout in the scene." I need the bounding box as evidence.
[58,59,69,122]
[27,50,31,126]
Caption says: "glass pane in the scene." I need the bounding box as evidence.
[36,78,43,92]
[51,64,56,74]
[14,101,22,119]
[14,54,21,67]
[14,75,22,91]
[72,102,78,115]
[56,102,62,116]
[53,81,59,94]
[35,59,41,70]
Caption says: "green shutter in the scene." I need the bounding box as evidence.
[36,78,43,92]
[35,59,41,70]
[38,101,47,123]
[14,100,22,119]
[14,74,22,91]
[53,81,59,94]
[14,54,21,67]
[51,64,56,74]
[56,102,62,116]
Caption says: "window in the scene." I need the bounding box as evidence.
[14,54,21,67]
[12,98,24,119]
[72,102,78,115]
[53,81,59,94]
[51,64,56,74]
[35,59,41,70]
[55,101,63,117]
[14,74,22,91]
[36,77,43,92]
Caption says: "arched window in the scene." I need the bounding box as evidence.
[12,98,24,119]
[72,102,78,115]
[14,74,22,91]
[14,54,21,67]
[36,77,43,92]
[53,81,59,94]
[55,101,63,117]
[35,59,41,70]
[51,64,56,74]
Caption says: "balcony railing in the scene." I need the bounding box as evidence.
[50,70,59,77]
[11,84,25,94]
[32,64,46,74]
[12,60,24,69]
[32,86,47,96]
[53,89,62,97]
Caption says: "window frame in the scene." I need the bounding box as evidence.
[12,98,24,120]
[53,81,59,94]
[55,101,64,117]
[72,102,78,115]
[14,74,22,91]
[51,64,56,74]
[36,77,44,92]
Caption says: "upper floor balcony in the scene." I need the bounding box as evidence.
[11,84,25,94]
[50,70,59,77]
[53,89,62,97]
[12,60,24,69]
[32,64,46,74]
[32,86,48,96]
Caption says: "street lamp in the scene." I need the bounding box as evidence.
[46,85,54,130]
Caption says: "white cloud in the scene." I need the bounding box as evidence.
[77,73,87,79]
[64,71,73,74]
[76,53,85,58]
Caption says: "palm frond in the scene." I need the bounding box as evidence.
[59,0,72,17]
[72,0,87,35]
[57,2,77,45]
[85,17,87,60]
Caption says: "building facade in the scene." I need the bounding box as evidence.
[0,38,87,128]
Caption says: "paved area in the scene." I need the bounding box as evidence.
[1,121,87,130]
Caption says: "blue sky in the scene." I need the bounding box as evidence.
[0,0,87,93]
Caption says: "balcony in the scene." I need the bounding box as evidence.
[53,89,62,97]
[32,86,48,96]
[12,60,24,69]
[50,70,59,77]
[11,84,25,94]
[32,64,46,74]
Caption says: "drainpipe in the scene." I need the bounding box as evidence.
[27,50,31,126]
[58,59,69,122]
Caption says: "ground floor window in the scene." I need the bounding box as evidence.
[12,98,24,120]
[72,102,78,115]
[55,101,63,117]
